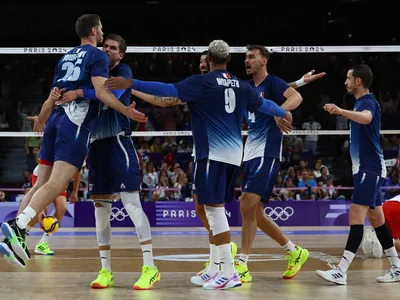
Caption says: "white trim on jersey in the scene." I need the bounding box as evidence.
[116,135,130,170]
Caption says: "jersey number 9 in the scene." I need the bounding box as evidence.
[224,88,236,113]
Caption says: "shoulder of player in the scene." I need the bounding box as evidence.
[112,63,133,78]
[89,47,109,60]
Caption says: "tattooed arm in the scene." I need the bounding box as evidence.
[131,90,184,107]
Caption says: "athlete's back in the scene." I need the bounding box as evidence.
[174,70,264,167]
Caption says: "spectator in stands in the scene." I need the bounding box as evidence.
[142,161,158,201]
[316,166,329,185]
[0,191,6,202]
[150,137,163,153]
[280,177,297,200]
[152,175,172,201]
[302,116,322,154]
[298,169,317,199]
[185,161,193,183]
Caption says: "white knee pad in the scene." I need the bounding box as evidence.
[205,206,230,236]
[94,202,111,246]
[120,191,151,243]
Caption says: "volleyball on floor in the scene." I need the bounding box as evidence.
[42,216,59,234]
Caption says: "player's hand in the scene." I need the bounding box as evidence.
[104,76,132,90]
[49,87,65,103]
[303,69,326,83]
[275,113,292,134]
[324,103,343,115]
[56,90,79,105]
[38,211,47,229]
[124,101,148,123]
[69,190,79,204]
[27,115,45,133]
[283,110,293,124]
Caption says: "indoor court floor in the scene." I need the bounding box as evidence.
[0,226,398,300]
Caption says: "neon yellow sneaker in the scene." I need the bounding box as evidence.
[234,261,252,283]
[282,245,309,279]
[91,268,114,289]
[133,265,160,290]
[230,241,238,261]
[34,241,55,256]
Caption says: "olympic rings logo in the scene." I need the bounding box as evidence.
[264,207,294,221]
[110,207,129,221]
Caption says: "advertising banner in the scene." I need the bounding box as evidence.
[72,200,355,227]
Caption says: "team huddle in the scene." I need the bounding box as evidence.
[0,13,399,291]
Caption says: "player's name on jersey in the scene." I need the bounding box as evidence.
[216,78,240,88]
[62,51,87,62]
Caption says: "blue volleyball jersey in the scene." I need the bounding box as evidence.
[91,63,133,139]
[350,93,386,177]
[173,69,263,166]
[243,75,289,161]
[52,44,110,129]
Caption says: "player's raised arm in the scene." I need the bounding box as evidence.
[281,87,303,111]
[28,87,64,132]
[132,90,183,107]
[90,51,147,123]
[92,77,147,123]
[323,103,373,124]
[105,76,180,98]
[288,70,326,89]
[55,88,125,105]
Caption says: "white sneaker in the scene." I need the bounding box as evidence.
[191,271,219,286]
[372,231,383,258]
[376,266,400,283]
[362,228,374,257]
[316,261,347,285]
[203,272,242,290]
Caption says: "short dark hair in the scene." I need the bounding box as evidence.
[350,64,373,88]
[105,34,127,54]
[201,50,208,56]
[75,14,101,38]
[246,44,270,59]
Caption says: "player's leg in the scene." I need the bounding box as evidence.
[382,201,400,252]
[114,136,159,290]
[91,199,114,289]
[238,158,308,281]
[1,113,89,262]
[0,122,56,266]
[193,160,241,290]
[85,139,114,289]
[368,194,400,283]
[193,169,237,276]
[35,193,67,256]
[316,172,381,285]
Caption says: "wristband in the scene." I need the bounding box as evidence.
[295,77,306,87]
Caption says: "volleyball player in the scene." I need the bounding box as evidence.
[105,39,294,289]
[316,64,400,284]
[0,14,147,267]
[56,34,159,290]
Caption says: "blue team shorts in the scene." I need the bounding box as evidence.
[39,108,90,169]
[241,157,280,203]
[192,159,239,205]
[352,171,385,208]
[88,135,141,195]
